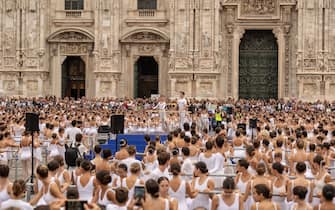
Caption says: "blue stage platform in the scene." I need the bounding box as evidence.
[86,134,168,160]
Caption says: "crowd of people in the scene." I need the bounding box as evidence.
[0,94,335,209]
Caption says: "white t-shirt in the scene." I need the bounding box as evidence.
[1,199,34,210]
[65,126,82,144]
[177,98,187,111]
[150,167,170,181]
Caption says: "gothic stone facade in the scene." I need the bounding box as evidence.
[0,0,334,101]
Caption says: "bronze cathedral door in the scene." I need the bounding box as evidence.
[239,30,278,100]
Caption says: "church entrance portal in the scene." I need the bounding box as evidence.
[62,56,86,99]
[239,30,278,100]
[134,56,159,98]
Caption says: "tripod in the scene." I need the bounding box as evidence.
[25,112,39,201]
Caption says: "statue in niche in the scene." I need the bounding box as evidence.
[29,0,37,12]
[5,0,14,12]
[102,0,110,11]
[101,34,109,49]
[202,32,211,48]
[27,31,35,49]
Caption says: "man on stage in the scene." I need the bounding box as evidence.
[177,91,187,129]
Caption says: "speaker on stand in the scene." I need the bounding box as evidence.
[110,115,125,154]
[25,112,39,200]
[249,118,257,142]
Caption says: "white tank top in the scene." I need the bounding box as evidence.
[122,178,141,200]
[191,177,210,209]
[98,188,114,206]
[217,193,239,210]
[0,183,10,203]
[272,179,286,202]
[168,180,187,210]
[236,174,248,194]
[42,181,58,204]
[77,176,95,201]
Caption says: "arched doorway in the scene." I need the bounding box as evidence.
[61,56,85,99]
[134,56,159,98]
[239,30,278,100]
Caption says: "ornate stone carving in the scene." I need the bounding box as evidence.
[100,59,111,67]
[175,58,189,68]
[100,81,112,93]
[59,43,91,55]
[49,32,94,43]
[199,82,213,97]
[27,80,38,91]
[304,59,317,69]
[5,0,14,12]
[3,57,15,67]
[305,38,315,58]
[4,29,14,55]
[138,45,155,53]
[202,32,211,48]
[26,58,39,67]
[200,59,213,69]
[3,80,15,91]
[29,0,37,12]
[123,32,168,43]
[302,83,317,96]
[296,52,303,70]
[241,0,277,15]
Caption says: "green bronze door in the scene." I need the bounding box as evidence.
[239,30,278,100]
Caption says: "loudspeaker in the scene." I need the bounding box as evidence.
[98,125,111,133]
[249,118,258,129]
[25,113,39,132]
[237,123,246,131]
[111,115,124,134]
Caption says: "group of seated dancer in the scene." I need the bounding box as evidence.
[0,98,335,209]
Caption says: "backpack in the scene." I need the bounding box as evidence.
[65,144,81,168]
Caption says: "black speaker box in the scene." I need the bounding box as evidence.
[249,118,258,129]
[25,112,39,132]
[237,123,246,131]
[111,115,124,134]
[98,125,111,133]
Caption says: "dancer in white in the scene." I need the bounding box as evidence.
[169,163,194,210]
[154,96,167,129]
[77,160,98,202]
[20,131,32,180]
[93,170,115,207]
[211,177,244,210]
[177,91,187,129]
[190,161,215,210]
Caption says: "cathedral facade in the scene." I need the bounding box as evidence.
[0,0,334,101]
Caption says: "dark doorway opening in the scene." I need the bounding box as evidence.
[62,56,85,99]
[134,56,158,98]
[239,30,278,100]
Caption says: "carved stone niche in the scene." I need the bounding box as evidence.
[303,59,317,69]
[3,80,16,91]
[100,81,112,94]
[27,80,38,92]
[198,81,213,97]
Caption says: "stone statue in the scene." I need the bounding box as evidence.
[29,0,37,12]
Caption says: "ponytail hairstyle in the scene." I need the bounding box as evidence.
[96,170,112,185]
[145,179,160,198]
[170,162,181,176]
[12,179,26,197]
